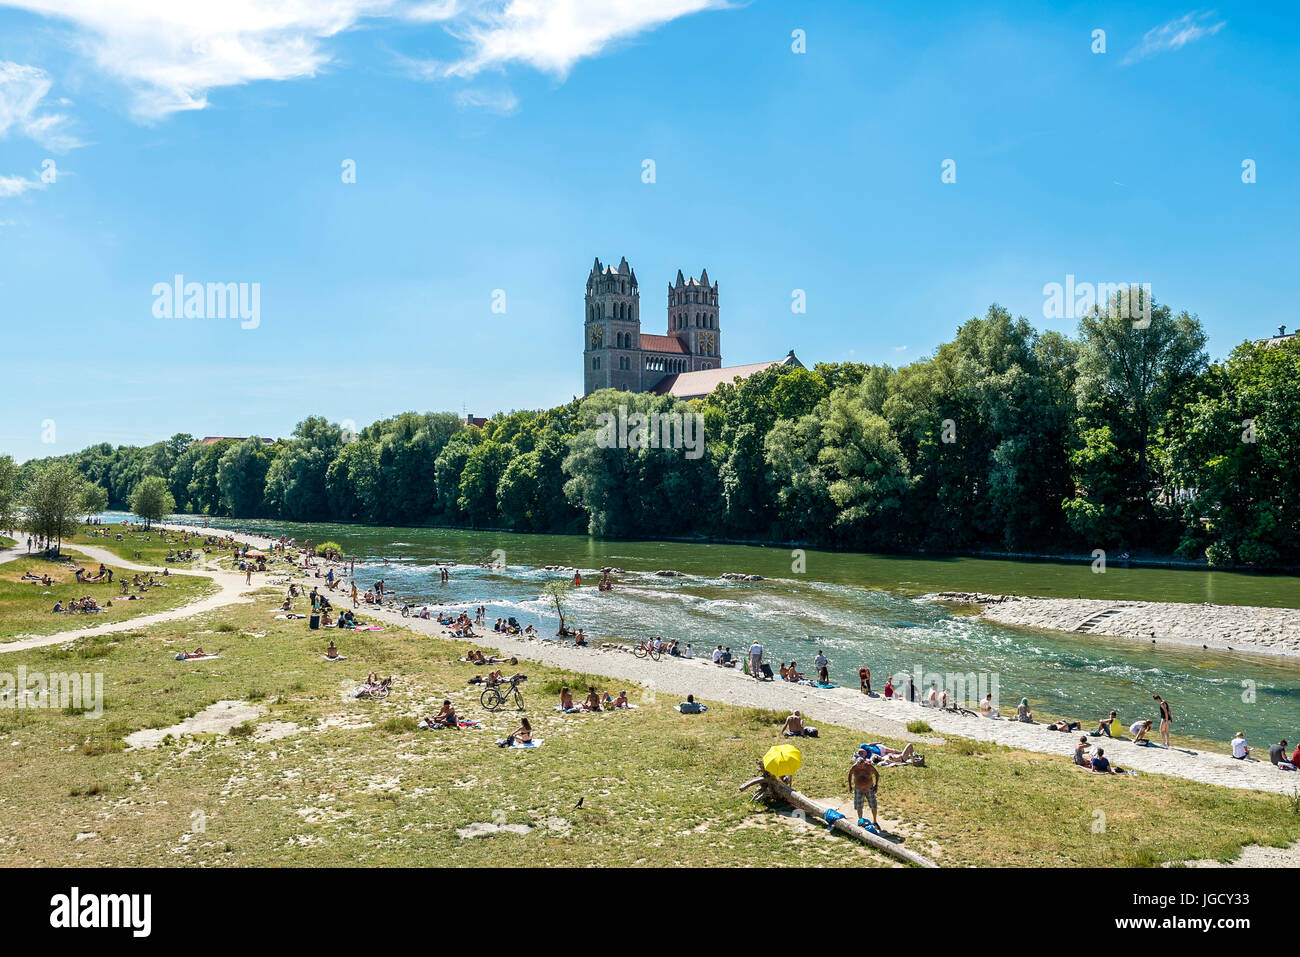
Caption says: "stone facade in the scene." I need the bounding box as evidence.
[583,256,723,396]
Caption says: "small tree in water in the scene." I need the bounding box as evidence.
[542,579,574,635]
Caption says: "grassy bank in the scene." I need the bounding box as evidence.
[1,589,1297,867]
[65,525,209,568]
[0,553,214,642]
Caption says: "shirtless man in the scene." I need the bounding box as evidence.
[782,711,817,737]
[849,753,880,830]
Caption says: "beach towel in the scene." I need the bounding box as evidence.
[823,808,845,830]
[554,706,583,713]
[675,703,707,713]
[509,738,543,749]
[322,655,348,661]
[175,653,220,661]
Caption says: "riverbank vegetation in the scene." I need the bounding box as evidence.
[2,591,1297,867]
[8,298,1298,567]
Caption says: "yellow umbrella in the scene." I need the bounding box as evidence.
[763,744,802,777]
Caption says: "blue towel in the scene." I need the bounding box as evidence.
[824,808,845,830]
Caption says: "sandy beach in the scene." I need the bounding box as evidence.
[935,592,1300,660]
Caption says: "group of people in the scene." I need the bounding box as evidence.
[1232,734,1300,770]
[557,685,630,712]
[52,596,105,613]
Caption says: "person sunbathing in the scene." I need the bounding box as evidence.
[559,686,575,711]
[582,686,602,712]
[325,640,340,660]
[1095,711,1120,737]
[486,669,505,686]
[1015,699,1034,723]
[608,690,629,709]
[786,662,803,681]
[1047,719,1081,732]
[498,717,532,747]
[427,700,459,728]
[573,629,587,647]
[860,742,915,765]
[467,649,487,665]
[1074,736,1093,767]
[782,711,817,737]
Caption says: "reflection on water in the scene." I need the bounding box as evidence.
[126,514,1300,745]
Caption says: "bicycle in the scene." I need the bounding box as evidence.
[942,703,978,718]
[480,674,528,712]
[631,640,663,662]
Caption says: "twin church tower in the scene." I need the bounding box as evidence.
[582,256,723,396]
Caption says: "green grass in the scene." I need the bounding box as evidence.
[0,589,1297,868]
[62,525,210,568]
[0,552,215,642]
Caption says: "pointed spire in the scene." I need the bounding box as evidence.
[618,256,630,276]
[675,269,685,287]
[699,268,709,286]
[591,256,602,275]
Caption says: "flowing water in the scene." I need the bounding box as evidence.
[113,513,1300,747]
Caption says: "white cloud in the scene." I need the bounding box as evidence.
[3,0,730,119]
[452,86,518,115]
[0,60,80,149]
[1124,11,1226,64]
[437,0,731,79]
[0,173,44,197]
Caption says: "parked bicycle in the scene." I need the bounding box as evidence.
[480,673,528,712]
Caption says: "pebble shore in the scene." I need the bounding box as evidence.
[932,592,1300,660]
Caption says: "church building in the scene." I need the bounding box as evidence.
[582,256,802,400]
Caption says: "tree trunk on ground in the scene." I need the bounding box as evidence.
[739,766,938,868]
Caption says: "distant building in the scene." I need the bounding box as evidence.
[1256,324,1296,348]
[463,413,488,428]
[582,256,802,397]
[196,436,276,446]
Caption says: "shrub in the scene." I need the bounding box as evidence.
[906,720,932,734]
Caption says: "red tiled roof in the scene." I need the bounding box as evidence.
[639,334,688,354]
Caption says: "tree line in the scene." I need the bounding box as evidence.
[6,297,1297,566]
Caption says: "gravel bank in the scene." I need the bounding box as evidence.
[933,592,1300,660]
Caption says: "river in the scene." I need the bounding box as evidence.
[117,513,1300,747]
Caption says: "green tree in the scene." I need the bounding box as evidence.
[0,455,20,532]
[217,437,273,516]
[129,474,176,529]
[21,461,98,554]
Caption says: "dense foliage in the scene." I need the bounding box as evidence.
[8,301,1298,566]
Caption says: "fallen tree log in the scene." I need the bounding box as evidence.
[739,767,938,868]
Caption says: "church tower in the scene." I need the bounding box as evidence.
[584,256,641,394]
[668,268,721,371]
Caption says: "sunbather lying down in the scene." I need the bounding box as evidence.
[858,742,919,765]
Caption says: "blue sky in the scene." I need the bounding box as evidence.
[0,1,1296,461]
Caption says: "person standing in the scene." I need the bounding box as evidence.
[749,640,764,680]
[1155,694,1172,747]
[814,649,829,683]
[849,751,880,832]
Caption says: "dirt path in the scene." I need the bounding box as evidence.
[0,531,258,654]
